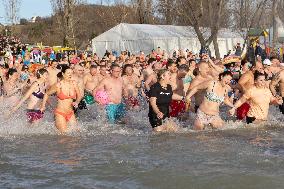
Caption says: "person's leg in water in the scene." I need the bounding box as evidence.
[210,116,224,129]
[54,110,75,133]
[193,118,205,130]
[115,103,126,123]
[279,97,284,114]
[194,109,207,130]
[55,114,68,133]
[106,104,116,124]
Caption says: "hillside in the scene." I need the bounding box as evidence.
[5,4,150,49]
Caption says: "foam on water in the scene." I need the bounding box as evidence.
[0,101,284,137]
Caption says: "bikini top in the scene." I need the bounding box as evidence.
[205,81,225,104]
[32,82,45,99]
[57,83,76,100]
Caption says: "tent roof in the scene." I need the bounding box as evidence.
[248,28,268,37]
[93,23,243,42]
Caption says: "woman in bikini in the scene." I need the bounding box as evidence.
[9,68,48,123]
[41,66,81,133]
[3,68,27,108]
[186,71,234,130]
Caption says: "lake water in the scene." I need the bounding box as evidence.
[1,104,284,189]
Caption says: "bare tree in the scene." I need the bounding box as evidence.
[50,0,85,47]
[2,0,21,25]
[173,0,227,58]
[131,0,154,24]
[230,0,269,52]
[156,0,176,24]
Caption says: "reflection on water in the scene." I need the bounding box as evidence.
[0,104,284,188]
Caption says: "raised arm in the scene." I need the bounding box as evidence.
[269,72,282,97]
[10,82,38,114]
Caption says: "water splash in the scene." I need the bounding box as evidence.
[0,101,283,137]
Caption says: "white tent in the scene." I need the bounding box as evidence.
[92,23,244,58]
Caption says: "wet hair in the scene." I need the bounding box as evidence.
[166,60,177,69]
[218,71,233,80]
[122,64,133,76]
[6,68,18,80]
[254,71,266,81]
[57,66,70,79]
[57,72,63,80]
[51,60,57,65]
[270,56,278,61]
[241,58,248,66]
[90,64,97,69]
[188,59,195,66]
[100,65,107,69]
[157,69,168,81]
[110,63,120,70]
[178,64,189,72]
[176,56,186,64]
[36,68,48,79]
[148,58,156,65]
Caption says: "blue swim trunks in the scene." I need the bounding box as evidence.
[105,103,125,124]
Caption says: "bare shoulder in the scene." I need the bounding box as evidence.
[271,70,284,82]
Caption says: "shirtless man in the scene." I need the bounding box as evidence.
[270,69,284,114]
[187,61,211,113]
[73,64,86,110]
[177,56,187,66]
[270,56,281,73]
[230,72,282,124]
[98,65,109,82]
[236,62,264,120]
[122,64,141,109]
[93,64,125,124]
[47,60,59,87]
[83,64,100,105]
[169,64,188,117]
[167,60,178,80]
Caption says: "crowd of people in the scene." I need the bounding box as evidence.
[1,34,284,133]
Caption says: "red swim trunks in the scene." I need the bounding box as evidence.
[26,109,44,123]
[126,96,140,108]
[236,102,250,120]
[170,100,186,117]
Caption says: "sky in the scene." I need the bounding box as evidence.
[0,0,104,25]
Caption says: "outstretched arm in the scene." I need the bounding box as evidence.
[229,95,248,116]
[186,81,211,102]
[10,82,38,114]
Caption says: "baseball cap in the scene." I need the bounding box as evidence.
[263,59,272,66]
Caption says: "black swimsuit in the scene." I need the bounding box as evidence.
[148,83,173,128]
[32,83,45,99]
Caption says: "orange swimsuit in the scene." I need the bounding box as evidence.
[54,88,76,122]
